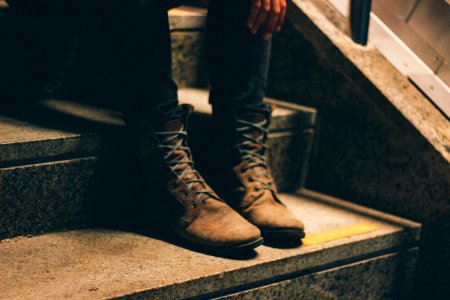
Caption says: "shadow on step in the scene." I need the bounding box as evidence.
[0,100,122,135]
[263,239,303,249]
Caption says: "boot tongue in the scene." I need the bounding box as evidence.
[158,119,186,163]
[237,112,272,182]
[154,103,193,133]
[238,112,267,154]
[156,118,183,133]
[242,112,266,139]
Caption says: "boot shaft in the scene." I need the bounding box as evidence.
[124,104,221,228]
[212,103,272,164]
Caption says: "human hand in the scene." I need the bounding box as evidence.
[0,1,9,9]
[247,0,287,40]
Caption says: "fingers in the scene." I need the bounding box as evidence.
[247,0,261,28]
[263,0,281,40]
[248,0,287,39]
[0,0,9,9]
[275,0,287,32]
[250,0,270,35]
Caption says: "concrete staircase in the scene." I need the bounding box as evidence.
[0,6,421,299]
[1,190,419,299]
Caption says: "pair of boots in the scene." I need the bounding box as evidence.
[125,104,304,253]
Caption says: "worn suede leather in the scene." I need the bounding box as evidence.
[212,105,305,235]
[125,104,262,249]
[175,198,261,247]
[233,162,304,232]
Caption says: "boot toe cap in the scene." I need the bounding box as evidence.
[246,201,305,233]
[181,201,262,248]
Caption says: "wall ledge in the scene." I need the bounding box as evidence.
[288,0,450,168]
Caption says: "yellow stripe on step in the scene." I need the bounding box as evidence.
[301,222,379,246]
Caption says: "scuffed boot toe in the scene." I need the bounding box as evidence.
[175,199,263,253]
[243,194,305,240]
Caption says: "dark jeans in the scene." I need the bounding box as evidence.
[3,0,271,122]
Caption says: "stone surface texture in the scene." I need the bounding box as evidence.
[169,6,207,31]
[0,191,420,300]
[0,102,122,166]
[171,31,208,88]
[0,158,96,238]
[217,249,418,300]
[264,0,450,297]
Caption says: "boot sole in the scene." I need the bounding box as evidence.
[261,229,305,240]
[171,226,264,255]
[197,237,264,255]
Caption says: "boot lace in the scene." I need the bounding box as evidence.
[155,128,213,201]
[234,118,276,193]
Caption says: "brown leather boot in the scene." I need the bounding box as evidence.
[125,104,263,253]
[211,104,305,240]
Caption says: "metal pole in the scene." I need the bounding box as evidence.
[350,0,372,45]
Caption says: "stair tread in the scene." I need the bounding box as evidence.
[0,190,420,300]
[0,100,123,166]
[169,5,207,31]
[0,88,316,166]
[178,87,316,118]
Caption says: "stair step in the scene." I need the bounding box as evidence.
[169,6,207,31]
[169,6,207,89]
[0,88,316,239]
[0,190,420,299]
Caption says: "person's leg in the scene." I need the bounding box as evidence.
[120,0,263,253]
[205,0,305,241]
[206,0,271,112]
[112,0,181,124]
